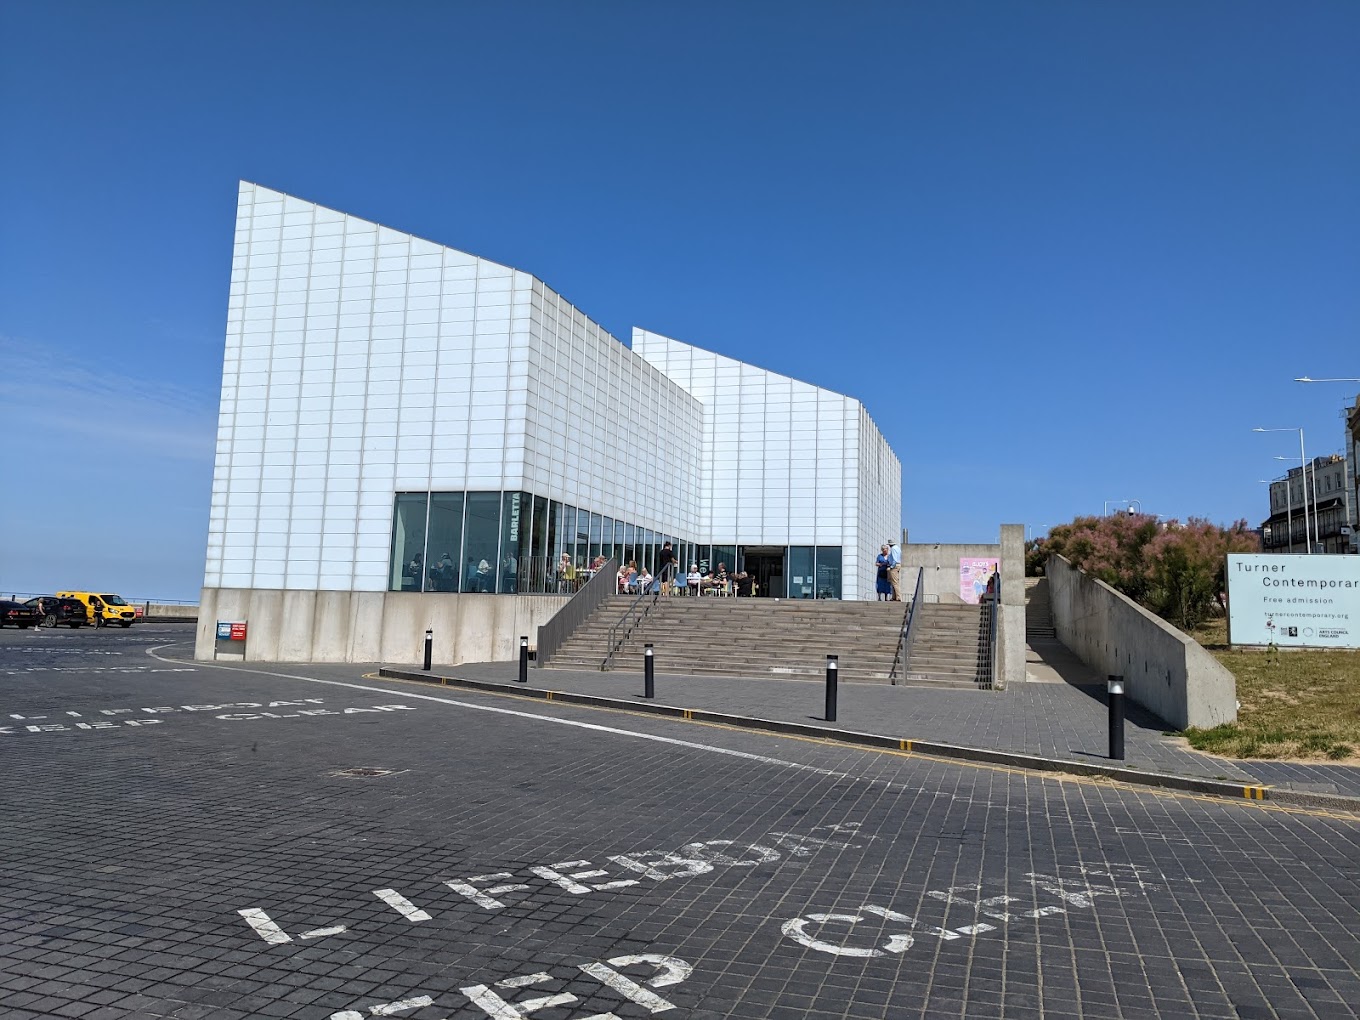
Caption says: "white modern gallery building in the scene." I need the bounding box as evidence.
[195,183,902,662]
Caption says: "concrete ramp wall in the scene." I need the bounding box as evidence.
[195,587,571,665]
[1046,555,1237,730]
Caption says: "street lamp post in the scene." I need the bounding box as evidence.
[1274,456,1320,551]
[1254,428,1313,553]
[1103,499,1142,516]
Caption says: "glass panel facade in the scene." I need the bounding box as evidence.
[461,492,501,592]
[390,493,428,592]
[500,491,527,594]
[789,546,815,599]
[815,546,842,599]
[388,490,841,598]
[426,492,464,592]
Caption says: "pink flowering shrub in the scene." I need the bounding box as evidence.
[1044,514,1260,631]
[1145,518,1260,629]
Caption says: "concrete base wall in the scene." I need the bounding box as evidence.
[142,603,199,622]
[195,587,572,664]
[1046,555,1237,730]
[899,541,1003,603]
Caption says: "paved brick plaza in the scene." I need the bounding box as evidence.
[2,623,1358,1019]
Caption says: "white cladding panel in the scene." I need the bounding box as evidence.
[212,183,529,591]
[632,328,902,599]
[522,286,701,537]
[208,185,901,599]
[208,184,703,592]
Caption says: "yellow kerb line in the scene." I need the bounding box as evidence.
[356,674,1354,826]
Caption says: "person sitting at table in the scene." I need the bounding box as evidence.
[634,566,651,594]
[616,563,630,593]
[704,562,729,595]
[686,564,702,596]
[734,571,753,597]
[591,554,607,573]
[557,552,577,592]
[624,560,639,593]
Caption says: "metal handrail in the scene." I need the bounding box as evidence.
[888,567,924,684]
[976,571,1000,689]
[986,570,1001,688]
[602,561,677,671]
[535,555,618,667]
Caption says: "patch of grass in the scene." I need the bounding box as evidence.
[1182,623,1360,762]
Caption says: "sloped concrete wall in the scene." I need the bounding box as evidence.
[195,587,570,665]
[1046,555,1237,730]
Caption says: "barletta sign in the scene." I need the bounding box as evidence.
[1226,554,1360,648]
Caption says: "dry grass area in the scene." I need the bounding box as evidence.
[1183,618,1360,761]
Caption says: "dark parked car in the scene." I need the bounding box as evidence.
[23,596,87,629]
[0,600,39,628]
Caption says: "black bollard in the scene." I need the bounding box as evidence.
[644,643,655,699]
[518,635,528,683]
[1108,675,1125,760]
[423,629,433,672]
[825,654,839,722]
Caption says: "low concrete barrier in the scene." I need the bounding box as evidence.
[142,603,198,622]
[194,587,571,664]
[1046,554,1237,730]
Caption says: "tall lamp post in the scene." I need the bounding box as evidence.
[1253,427,1313,553]
[1274,456,1319,552]
[1103,499,1142,516]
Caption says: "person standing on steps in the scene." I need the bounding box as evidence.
[887,538,902,601]
[875,545,893,601]
[656,541,676,594]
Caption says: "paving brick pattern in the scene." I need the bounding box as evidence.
[467,660,1261,782]
[499,658,1360,796]
[1,624,1359,1020]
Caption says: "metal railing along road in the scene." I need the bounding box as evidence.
[535,556,618,668]
[887,567,924,684]
[602,562,677,671]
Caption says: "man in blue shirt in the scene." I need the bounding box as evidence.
[887,539,902,602]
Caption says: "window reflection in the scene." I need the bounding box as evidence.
[387,490,842,599]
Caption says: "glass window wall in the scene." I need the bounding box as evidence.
[390,493,428,592]
[815,546,842,599]
[427,492,464,592]
[461,492,501,593]
[789,546,815,599]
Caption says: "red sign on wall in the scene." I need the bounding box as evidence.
[229,622,247,641]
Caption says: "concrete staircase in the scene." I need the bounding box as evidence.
[545,596,908,683]
[1025,577,1057,639]
[544,595,992,688]
[898,602,988,687]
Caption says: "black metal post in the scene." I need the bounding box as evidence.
[518,635,528,683]
[644,643,655,699]
[825,654,838,722]
[1108,675,1125,760]
[423,629,433,672]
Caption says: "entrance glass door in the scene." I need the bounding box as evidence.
[740,546,786,598]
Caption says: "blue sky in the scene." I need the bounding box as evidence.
[2,1,1357,600]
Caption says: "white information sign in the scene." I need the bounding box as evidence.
[1226,554,1360,648]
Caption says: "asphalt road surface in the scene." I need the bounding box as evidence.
[1,622,1358,1020]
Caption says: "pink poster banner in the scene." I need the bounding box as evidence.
[959,557,999,605]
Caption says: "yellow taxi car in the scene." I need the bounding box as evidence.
[55,591,138,628]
